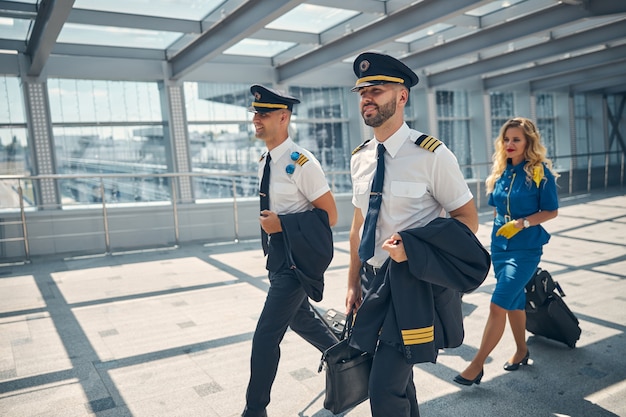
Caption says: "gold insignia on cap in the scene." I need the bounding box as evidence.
[252,102,288,109]
[359,59,370,72]
[356,75,405,85]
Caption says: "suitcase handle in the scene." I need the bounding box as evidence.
[554,281,566,297]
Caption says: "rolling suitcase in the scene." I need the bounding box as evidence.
[525,268,581,348]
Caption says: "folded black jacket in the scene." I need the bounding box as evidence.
[350,217,491,364]
[267,208,333,302]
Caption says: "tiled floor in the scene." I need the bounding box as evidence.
[1,190,625,417]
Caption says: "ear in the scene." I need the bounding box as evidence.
[398,87,409,104]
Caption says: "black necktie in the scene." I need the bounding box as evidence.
[260,152,271,255]
[358,143,385,263]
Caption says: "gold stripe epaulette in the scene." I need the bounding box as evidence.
[295,153,309,166]
[351,139,371,155]
[415,134,442,152]
[401,326,435,345]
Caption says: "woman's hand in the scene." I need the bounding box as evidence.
[496,220,522,239]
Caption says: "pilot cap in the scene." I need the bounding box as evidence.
[249,84,300,113]
[352,52,419,92]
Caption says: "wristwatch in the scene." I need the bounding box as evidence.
[523,218,530,228]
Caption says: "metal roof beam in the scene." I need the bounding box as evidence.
[0,0,36,19]
[26,0,75,77]
[168,0,305,80]
[252,28,319,45]
[530,60,626,91]
[307,0,386,14]
[52,43,166,60]
[602,86,626,95]
[276,0,488,83]
[585,0,626,15]
[402,2,615,71]
[571,75,626,93]
[484,44,626,89]
[0,0,36,13]
[67,9,201,33]
[429,19,626,87]
[0,38,26,53]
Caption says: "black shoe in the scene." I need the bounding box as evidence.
[241,407,267,417]
[503,349,530,371]
[453,369,484,386]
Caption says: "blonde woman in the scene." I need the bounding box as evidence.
[454,117,559,386]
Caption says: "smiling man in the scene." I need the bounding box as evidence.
[241,84,338,417]
[345,52,484,417]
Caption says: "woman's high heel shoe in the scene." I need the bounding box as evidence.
[503,349,530,371]
[453,369,484,386]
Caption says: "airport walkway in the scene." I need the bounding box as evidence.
[1,189,625,417]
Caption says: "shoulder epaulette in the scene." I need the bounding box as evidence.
[415,134,442,152]
[352,139,371,155]
[295,153,309,166]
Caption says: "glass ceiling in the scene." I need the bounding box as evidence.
[396,23,454,44]
[55,0,542,57]
[0,0,623,95]
[266,4,359,34]
[0,0,566,57]
[58,23,182,49]
[223,39,297,58]
[73,0,223,21]
[0,17,30,41]
[465,0,526,17]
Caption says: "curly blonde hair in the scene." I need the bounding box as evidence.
[485,117,559,194]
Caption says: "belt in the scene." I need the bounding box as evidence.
[363,263,383,276]
[495,213,513,223]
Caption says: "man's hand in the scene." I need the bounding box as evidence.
[259,210,282,234]
[382,233,407,263]
[345,284,363,314]
[496,220,522,239]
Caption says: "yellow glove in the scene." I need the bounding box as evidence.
[496,220,522,239]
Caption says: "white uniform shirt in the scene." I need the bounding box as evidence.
[259,137,330,215]
[351,123,473,267]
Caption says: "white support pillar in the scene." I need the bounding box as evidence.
[22,79,59,209]
[159,82,194,203]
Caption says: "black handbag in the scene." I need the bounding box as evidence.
[318,311,373,414]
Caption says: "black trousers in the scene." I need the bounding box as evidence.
[243,267,336,417]
[362,264,420,417]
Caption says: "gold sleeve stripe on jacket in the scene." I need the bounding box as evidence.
[401,326,435,345]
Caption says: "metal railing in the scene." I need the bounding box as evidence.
[0,150,623,264]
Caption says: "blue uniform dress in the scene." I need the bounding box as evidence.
[488,160,559,310]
